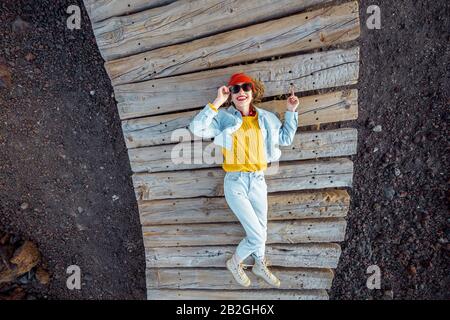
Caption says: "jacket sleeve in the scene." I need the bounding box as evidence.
[278,111,298,146]
[188,103,222,139]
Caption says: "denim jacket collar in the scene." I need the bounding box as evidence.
[227,104,266,121]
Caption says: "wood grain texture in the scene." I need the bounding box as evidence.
[146,267,334,289]
[115,47,360,119]
[91,0,333,61]
[105,1,360,84]
[147,289,328,300]
[133,158,353,201]
[146,243,341,268]
[83,0,176,23]
[143,218,347,247]
[122,89,358,149]
[138,189,350,225]
[128,128,357,173]
[83,0,360,300]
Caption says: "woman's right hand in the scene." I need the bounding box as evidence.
[212,85,230,108]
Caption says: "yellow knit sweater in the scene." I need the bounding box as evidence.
[222,114,267,172]
[208,102,267,172]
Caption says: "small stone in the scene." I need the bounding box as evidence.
[89,90,95,96]
[383,290,394,300]
[84,273,93,282]
[77,207,84,214]
[20,202,29,210]
[112,195,119,201]
[25,52,36,62]
[408,265,417,276]
[394,168,401,176]
[382,153,392,164]
[17,273,30,284]
[414,158,422,167]
[12,16,30,33]
[366,119,376,129]
[373,147,379,153]
[372,125,382,132]
[413,135,422,144]
[383,186,395,200]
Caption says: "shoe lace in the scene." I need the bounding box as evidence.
[257,258,276,279]
[237,262,248,278]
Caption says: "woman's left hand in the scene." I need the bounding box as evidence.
[286,85,299,111]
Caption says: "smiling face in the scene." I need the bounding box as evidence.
[230,82,253,109]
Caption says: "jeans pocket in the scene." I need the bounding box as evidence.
[255,174,265,182]
[225,173,240,182]
[224,174,247,199]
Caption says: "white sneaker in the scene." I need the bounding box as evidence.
[252,257,281,288]
[226,258,251,287]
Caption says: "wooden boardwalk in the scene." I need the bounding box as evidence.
[83,0,360,300]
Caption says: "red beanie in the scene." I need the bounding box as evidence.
[228,73,255,91]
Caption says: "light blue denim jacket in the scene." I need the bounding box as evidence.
[189,103,298,163]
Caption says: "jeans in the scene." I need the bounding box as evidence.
[223,170,268,262]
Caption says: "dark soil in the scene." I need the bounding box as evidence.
[0,0,448,299]
[330,0,450,299]
[0,0,146,299]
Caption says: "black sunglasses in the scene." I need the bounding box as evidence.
[229,82,253,94]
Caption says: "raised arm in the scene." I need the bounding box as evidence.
[188,85,230,139]
[279,85,300,146]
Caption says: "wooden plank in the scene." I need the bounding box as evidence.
[269,89,359,124]
[115,47,359,119]
[143,218,347,247]
[122,110,196,149]
[92,0,333,61]
[122,89,358,148]
[146,243,341,268]
[138,189,350,225]
[146,267,334,290]
[128,128,357,173]
[83,0,176,23]
[133,158,353,201]
[147,289,328,300]
[106,1,360,85]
